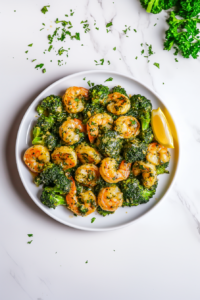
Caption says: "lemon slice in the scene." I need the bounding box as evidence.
[151,107,174,148]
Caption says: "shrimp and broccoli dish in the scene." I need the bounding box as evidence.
[23,85,171,217]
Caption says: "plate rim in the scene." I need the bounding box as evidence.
[15,69,181,231]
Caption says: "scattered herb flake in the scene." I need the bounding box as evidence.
[71,32,80,40]
[58,60,63,66]
[91,217,96,223]
[113,47,116,50]
[175,58,178,62]
[40,28,44,31]
[95,58,104,65]
[154,62,160,68]
[42,68,46,73]
[107,60,111,65]
[32,59,36,62]
[85,260,88,263]
[83,77,86,80]
[42,23,45,26]
[25,50,28,53]
[148,45,154,56]
[57,47,67,55]
[95,27,99,30]
[55,18,69,27]
[41,5,50,14]
[134,29,137,32]
[48,27,60,44]
[106,22,113,28]
[135,56,138,59]
[28,44,33,47]
[48,45,53,52]
[35,63,44,69]
[27,240,33,244]
[105,77,113,82]
[141,49,144,54]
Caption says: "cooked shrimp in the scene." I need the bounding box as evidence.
[51,146,77,171]
[146,142,171,165]
[100,158,131,183]
[66,178,97,216]
[132,161,157,188]
[75,143,102,165]
[98,186,123,212]
[107,92,131,115]
[114,116,140,139]
[62,86,89,113]
[23,145,50,173]
[59,118,86,145]
[87,113,113,143]
[75,164,100,187]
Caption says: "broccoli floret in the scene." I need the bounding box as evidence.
[54,174,72,194]
[97,206,115,217]
[111,85,128,97]
[82,102,106,124]
[123,138,147,163]
[32,127,58,151]
[156,162,169,175]
[120,177,157,206]
[164,11,200,59]
[89,85,109,105]
[140,0,164,14]
[96,130,124,159]
[36,95,63,118]
[130,94,152,131]
[138,126,154,144]
[178,0,200,19]
[40,187,66,209]
[35,163,64,186]
[35,115,55,132]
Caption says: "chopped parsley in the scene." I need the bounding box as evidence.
[107,60,111,65]
[25,50,28,53]
[154,23,157,26]
[104,77,113,82]
[28,44,33,47]
[70,9,74,16]
[148,45,154,56]
[106,22,113,27]
[175,58,178,62]
[41,5,50,14]
[123,26,131,35]
[141,49,144,54]
[91,217,96,223]
[85,260,88,263]
[48,45,53,52]
[35,63,44,69]
[27,240,33,244]
[113,47,116,50]
[95,27,99,30]
[134,29,137,32]
[94,58,104,65]
[48,27,60,44]
[57,47,68,55]
[173,47,179,56]
[40,28,44,31]
[154,62,160,69]
[42,68,46,73]
[71,32,80,40]
[87,80,95,87]
[81,20,90,33]
[135,56,138,59]
[42,23,45,26]
[55,18,69,26]
[83,77,86,80]
[58,60,63,66]
[32,59,36,62]
[27,234,33,237]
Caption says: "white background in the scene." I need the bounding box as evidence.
[1,0,200,299]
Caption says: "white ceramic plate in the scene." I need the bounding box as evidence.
[16,70,180,231]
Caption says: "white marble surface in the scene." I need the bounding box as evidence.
[1,0,200,299]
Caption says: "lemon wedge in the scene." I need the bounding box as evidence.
[151,107,174,148]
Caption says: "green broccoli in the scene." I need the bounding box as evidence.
[156,162,169,175]
[111,85,128,97]
[82,102,106,124]
[178,0,200,19]
[120,177,157,207]
[35,115,55,132]
[40,187,66,209]
[89,85,109,105]
[34,163,65,186]
[164,11,200,58]
[96,130,124,159]
[123,138,147,163]
[97,206,115,217]
[37,95,66,121]
[138,126,154,144]
[53,174,72,194]
[32,127,57,151]
[130,94,152,131]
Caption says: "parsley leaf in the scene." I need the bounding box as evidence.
[113,47,116,50]
[25,50,28,53]
[35,63,44,69]
[104,77,113,82]
[32,59,36,62]
[41,5,50,14]
[27,234,33,237]
[71,32,80,40]
[154,62,160,68]
[27,240,33,244]
[57,47,68,55]
[28,44,33,47]
[48,45,53,52]
[106,22,113,27]
[48,27,60,44]
[95,58,104,65]
[42,68,46,73]
[85,260,88,263]
[91,217,96,223]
